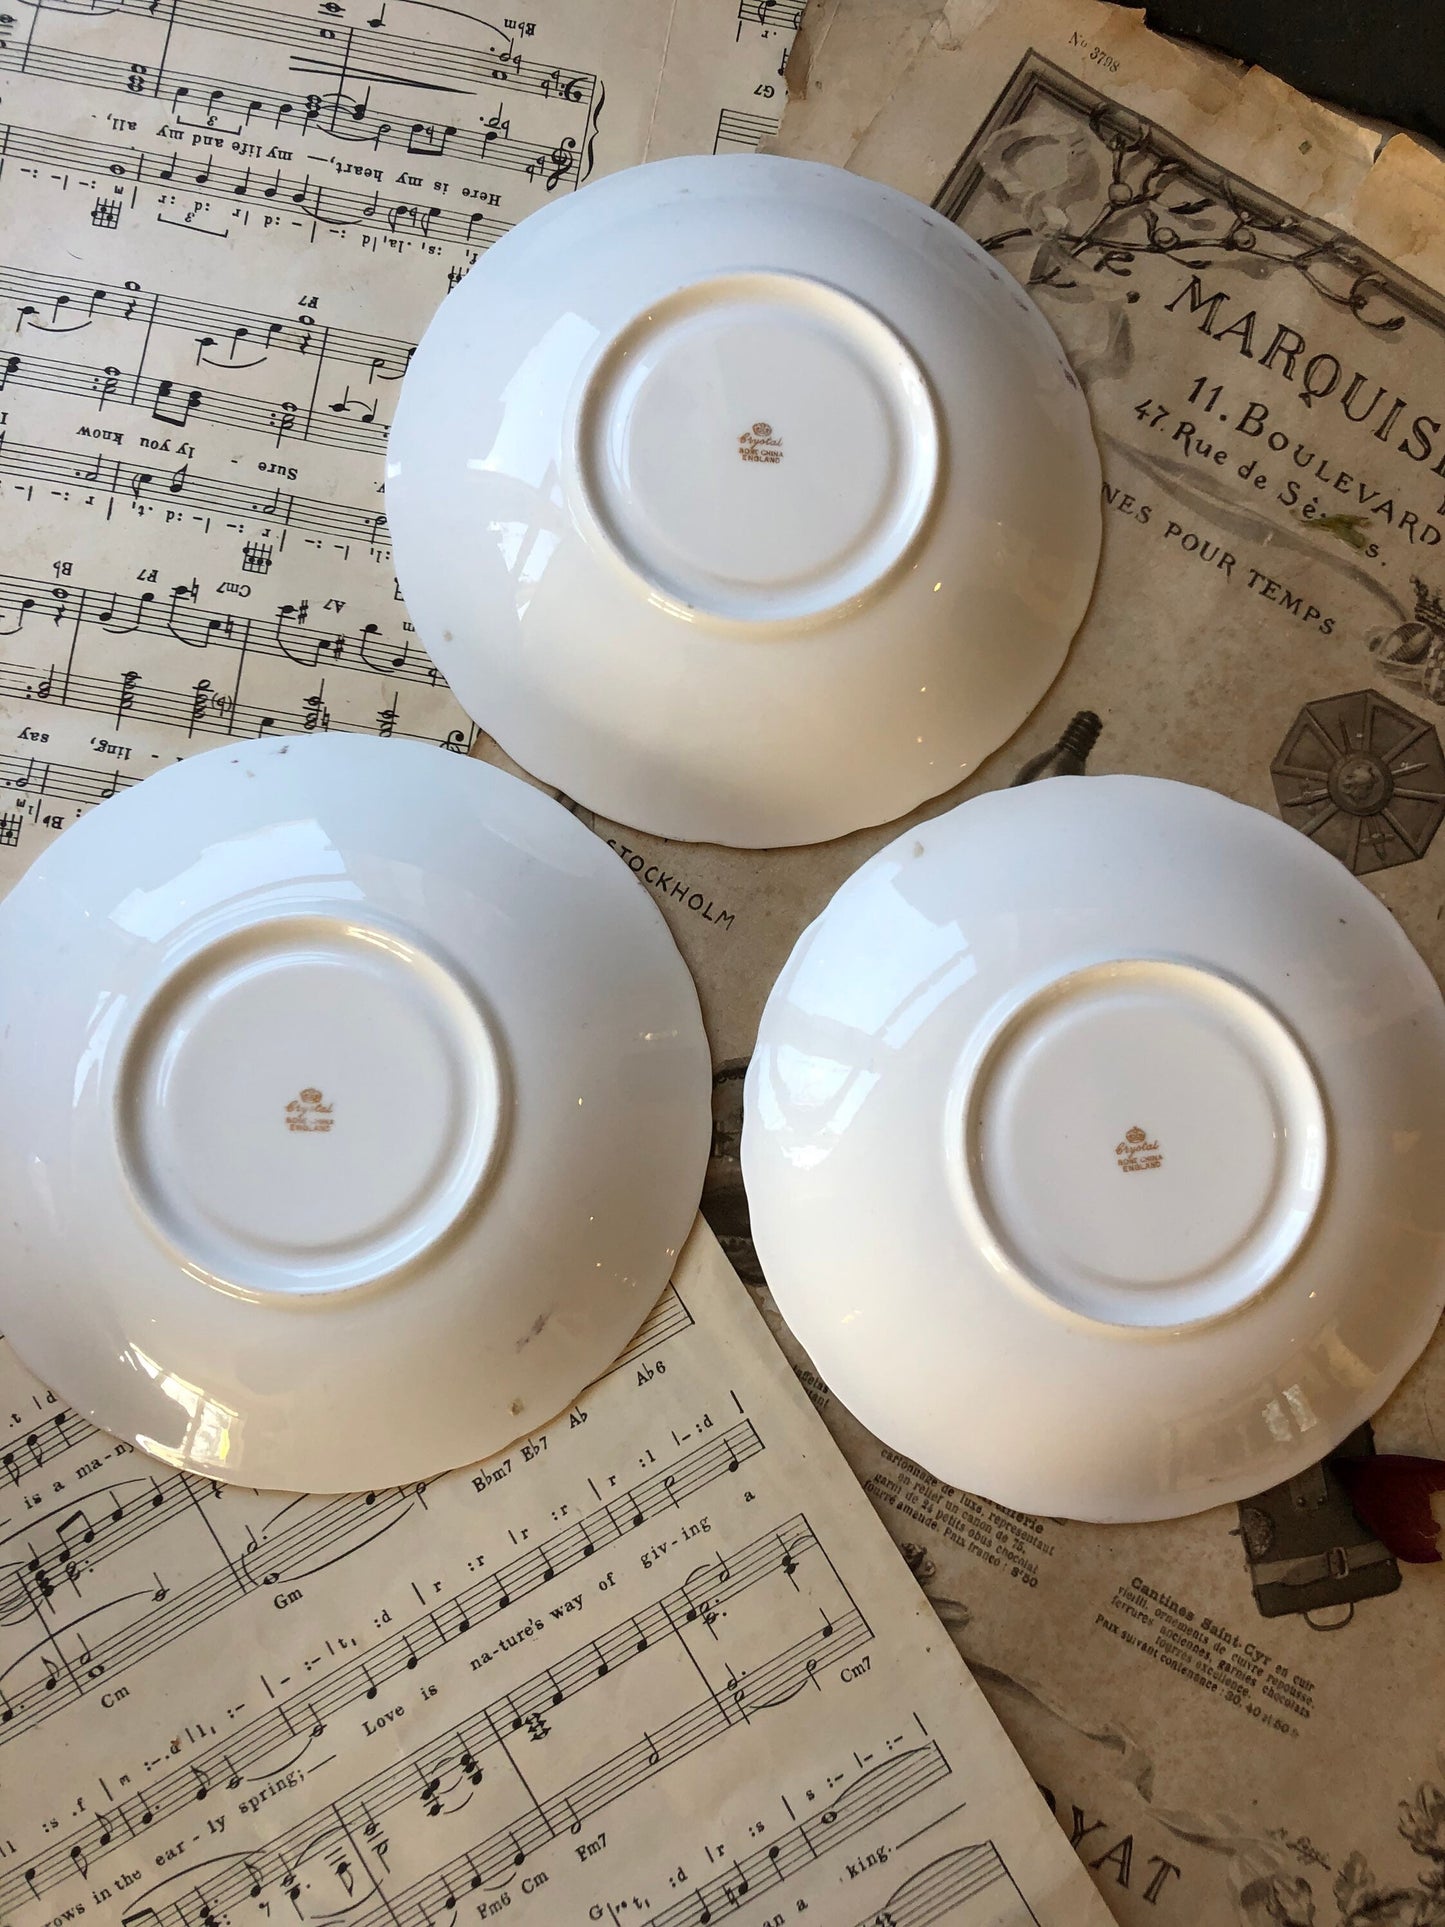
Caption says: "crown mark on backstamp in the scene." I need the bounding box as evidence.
[285,1087,335,1134]
[1115,1124,1163,1174]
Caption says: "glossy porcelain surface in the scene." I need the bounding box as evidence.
[742,777,1445,1521]
[0,738,711,1491]
[386,155,1102,848]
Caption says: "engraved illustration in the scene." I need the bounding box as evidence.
[936,57,1408,389]
[935,54,1444,676]
[1241,1779,1445,1925]
[1371,577,1445,707]
[1270,689,1445,874]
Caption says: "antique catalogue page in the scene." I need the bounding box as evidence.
[759,5,1445,1924]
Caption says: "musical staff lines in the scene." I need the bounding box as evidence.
[0,121,513,255]
[642,1742,952,1927]
[0,1483,423,1740]
[1,347,389,452]
[0,654,460,747]
[0,34,590,191]
[345,1615,871,1927]
[736,0,806,32]
[0,1406,91,1486]
[713,107,779,153]
[25,0,597,113]
[1,1470,205,1612]
[0,1421,762,1904]
[854,1842,1041,1927]
[111,1578,869,1927]
[102,1518,826,1927]
[612,1283,692,1368]
[2,263,413,376]
[0,571,435,687]
[0,748,134,809]
[0,432,392,550]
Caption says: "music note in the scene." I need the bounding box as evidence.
[151,380,201,428]
[68,1844,87,1879]
[114,668,139,726]
[405,121,454,157]
[56,1507,96,1558]
[326,384,377,424]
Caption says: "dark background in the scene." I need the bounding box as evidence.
[1121,0,1445,151]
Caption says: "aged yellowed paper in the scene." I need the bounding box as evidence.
[741,4,1445,1922]
[0,1223,1111,1927]
[0,0,792,847]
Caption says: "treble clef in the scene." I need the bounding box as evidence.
[544,137,576,192]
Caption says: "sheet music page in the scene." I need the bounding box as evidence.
[0,1221,1110,1927]
[0,0,794,865]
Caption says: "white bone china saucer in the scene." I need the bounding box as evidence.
[742,776,1445,1521]
[0,737,711,1491]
